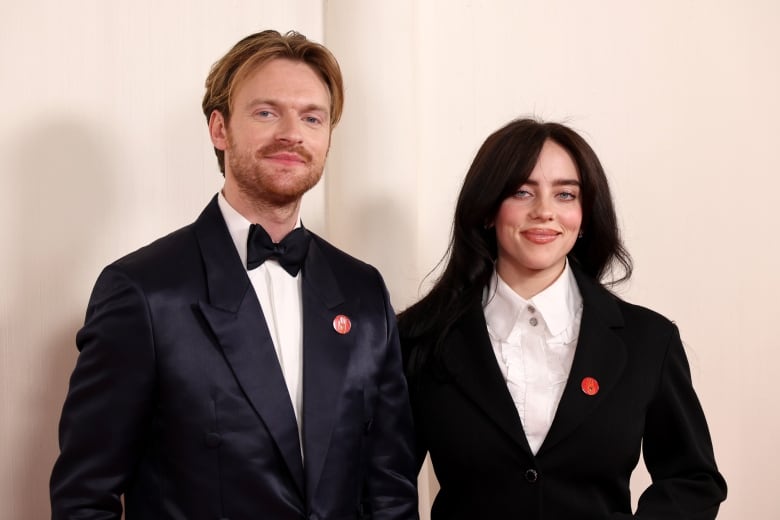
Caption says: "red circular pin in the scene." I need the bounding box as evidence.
[581,377,599,396]
[333,314,352,335]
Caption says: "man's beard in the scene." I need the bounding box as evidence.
[227,137,324,207]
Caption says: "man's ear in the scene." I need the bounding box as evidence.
[208,110,228,150]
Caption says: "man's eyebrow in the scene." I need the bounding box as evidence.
[244,98,276,109]
[244,98,329,115]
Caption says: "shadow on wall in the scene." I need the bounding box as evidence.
[2,116,116,518]
[339,193,418,309]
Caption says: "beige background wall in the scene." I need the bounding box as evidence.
[1,1,777,518]
[0,1,326,518]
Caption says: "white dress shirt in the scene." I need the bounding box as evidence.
[217,192,304,433]
[483,261,583,455]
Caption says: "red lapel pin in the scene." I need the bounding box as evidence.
[581,377,599,396]
[332,314,352,335]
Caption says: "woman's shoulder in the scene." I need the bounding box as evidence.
[613,298,680,345]
[611,292,674,323]
[576,273,679,340]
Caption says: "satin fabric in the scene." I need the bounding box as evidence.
[51,195,418,520]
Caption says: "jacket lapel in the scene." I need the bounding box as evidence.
[193,197,305,496]
[444,304,534,455]
[538,268,627,455]
[299,237,354,502]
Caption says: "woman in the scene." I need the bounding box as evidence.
[398,118,727,519]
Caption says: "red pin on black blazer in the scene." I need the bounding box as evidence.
[402,265,726,520]
[51,196,418,520]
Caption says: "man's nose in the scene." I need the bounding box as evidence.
[275,114,303,143]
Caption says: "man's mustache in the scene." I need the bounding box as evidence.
[258,143,313,162]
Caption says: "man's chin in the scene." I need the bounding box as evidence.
[263,183,320,206]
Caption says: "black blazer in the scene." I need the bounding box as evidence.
[51,196,418,520]
[402,267,726,519]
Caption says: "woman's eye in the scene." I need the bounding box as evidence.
[558,192,577,201]
[514,189,532,199]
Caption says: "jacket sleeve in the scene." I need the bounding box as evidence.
[361,278,420,520]
[628,325,727,519]
[50,267,156,519]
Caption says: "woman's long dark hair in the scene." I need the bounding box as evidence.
[398,118,632,375]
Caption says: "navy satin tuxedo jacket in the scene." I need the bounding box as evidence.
[402,267,726,519]
[51,196,418,520]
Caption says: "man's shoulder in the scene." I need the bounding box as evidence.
[111,223,198,273]
[111,197,223,272]
[90,223,206,300]
[81,220,206,304]
[306,232,390,293]
[308,232,375,273]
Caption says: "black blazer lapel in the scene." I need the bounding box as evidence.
[539,269,627,455]
[445,304,533,456]
[299,238,354,500]
[193,197,305,495]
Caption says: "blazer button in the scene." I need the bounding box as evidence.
[204,432,222,448]
[525,469,539,483]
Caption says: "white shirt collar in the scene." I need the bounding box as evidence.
[531,261,582,337]
[217,191,252,269]
[217,191,301,271]
[218,191,305,434]
[484,260,583,339]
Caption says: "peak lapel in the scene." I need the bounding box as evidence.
[539,271,627,455]
[299,238,353,501]
[193,197,305,495]
[445,305,533,455]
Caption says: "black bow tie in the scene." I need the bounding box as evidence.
[246,224,311,276]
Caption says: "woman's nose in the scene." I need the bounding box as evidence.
[530,198,554,220]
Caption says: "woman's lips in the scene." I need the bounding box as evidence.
[521,229,560,244]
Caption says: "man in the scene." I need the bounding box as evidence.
[50,30,418,520]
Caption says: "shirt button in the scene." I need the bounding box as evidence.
[529,317,538,326]
[525,469,538,483]
[527,305,536,313]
